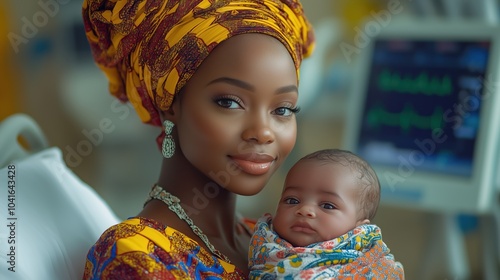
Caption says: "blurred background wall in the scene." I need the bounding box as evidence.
[1,1,499,279]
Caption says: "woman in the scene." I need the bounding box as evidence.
[81,0,315,278]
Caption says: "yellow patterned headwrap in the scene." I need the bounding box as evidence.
[82,0,315,127]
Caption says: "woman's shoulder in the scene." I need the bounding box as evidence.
[95,217,168,244]
[83,217,247,279]
[86,216,200,262]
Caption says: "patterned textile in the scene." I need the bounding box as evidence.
[248,214,405,280]
[82,0,315,127]
[83,217,247,279]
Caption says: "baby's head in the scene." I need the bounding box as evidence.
[272,149,380,247]
[299,149,381,222]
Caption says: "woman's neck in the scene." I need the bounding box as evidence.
[156,155,238,232]
[138,156,251,272]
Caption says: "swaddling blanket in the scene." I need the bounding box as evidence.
[248,214,404,279]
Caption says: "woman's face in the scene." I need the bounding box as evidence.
[172,33,298,196]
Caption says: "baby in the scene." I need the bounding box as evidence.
[249,149,405,279]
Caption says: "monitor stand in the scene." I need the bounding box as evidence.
[419,202,500,279]
[482,201,500,280]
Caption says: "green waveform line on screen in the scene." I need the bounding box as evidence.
[367,103,444,133]
[378,69,452,96]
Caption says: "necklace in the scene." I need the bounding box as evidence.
[144,184,233,264]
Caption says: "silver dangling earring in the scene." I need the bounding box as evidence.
[162,120,175,158]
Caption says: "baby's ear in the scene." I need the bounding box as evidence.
[356,219,370,227]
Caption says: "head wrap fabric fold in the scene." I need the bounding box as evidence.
[82,0,315,127]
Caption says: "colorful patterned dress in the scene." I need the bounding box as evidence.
[83,217,247,279]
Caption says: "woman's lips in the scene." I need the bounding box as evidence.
[229,153,275,175]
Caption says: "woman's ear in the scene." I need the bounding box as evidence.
[356,219,370,227]
[160,97,180,123]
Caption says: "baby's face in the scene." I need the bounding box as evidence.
[272,160,363,247]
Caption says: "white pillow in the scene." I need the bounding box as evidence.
[0,147,120,280]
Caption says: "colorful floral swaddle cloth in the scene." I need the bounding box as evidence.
[248,214,404,279]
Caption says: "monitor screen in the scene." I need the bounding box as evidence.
[343,21,500,213]
[357,39,490,177]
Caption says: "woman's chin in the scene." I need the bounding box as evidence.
[231,183,267,196]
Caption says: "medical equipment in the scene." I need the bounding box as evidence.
[343,19,500,279]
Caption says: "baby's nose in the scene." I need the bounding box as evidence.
[296,205,316,218]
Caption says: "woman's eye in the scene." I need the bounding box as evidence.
[215,98,242,109]
[321,203,336,210]
[284,198,299,204]
[273,106,300,116]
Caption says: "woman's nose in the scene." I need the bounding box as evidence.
[241,113,275,144]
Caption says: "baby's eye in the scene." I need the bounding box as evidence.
[321,203,336,210]
[284,198,299,204]
[214,97,242,109]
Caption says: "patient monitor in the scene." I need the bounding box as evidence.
[343,20,500,214]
